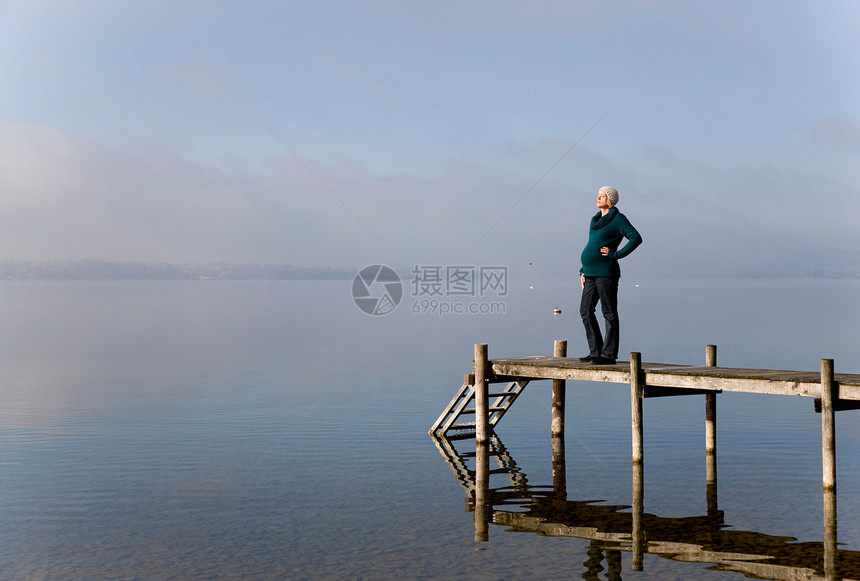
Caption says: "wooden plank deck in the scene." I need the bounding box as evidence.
[490,356,860,400]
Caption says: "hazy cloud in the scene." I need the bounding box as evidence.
[1,1,858,278]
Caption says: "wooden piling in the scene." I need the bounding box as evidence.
[821,358,836,491]
[474,344,490,444]
[631,352,644,464]
[705,345,718,494]
[705,345,717,456]
[551,340,567,436]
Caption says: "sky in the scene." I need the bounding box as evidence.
[1,0,859,279]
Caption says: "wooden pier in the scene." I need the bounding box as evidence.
[430,342,860,491]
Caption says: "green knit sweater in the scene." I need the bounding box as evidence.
[579,207,642,278]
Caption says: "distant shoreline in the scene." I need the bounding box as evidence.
[1,259,858,281]
[0,260,354,281]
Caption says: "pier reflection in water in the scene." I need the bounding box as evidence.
[431,433,855,581]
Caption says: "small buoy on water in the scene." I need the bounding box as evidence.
[553,307,562,317]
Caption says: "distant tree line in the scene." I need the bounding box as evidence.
[0,260,354,281]
[1,253,857,281]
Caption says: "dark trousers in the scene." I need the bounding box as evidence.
[579,276,620,359]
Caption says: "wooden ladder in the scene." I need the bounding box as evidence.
[429,379,530,437]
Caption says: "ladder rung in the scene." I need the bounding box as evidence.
[459,406,507,414]
[449,422,476,430]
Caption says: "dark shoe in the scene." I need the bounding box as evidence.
[578,355,598,362]
[592,356,617,365]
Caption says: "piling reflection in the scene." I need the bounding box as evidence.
[431,432,859,581]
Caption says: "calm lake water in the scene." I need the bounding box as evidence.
[1,278,859,580]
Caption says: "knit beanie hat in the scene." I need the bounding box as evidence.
[600,186,619,206]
